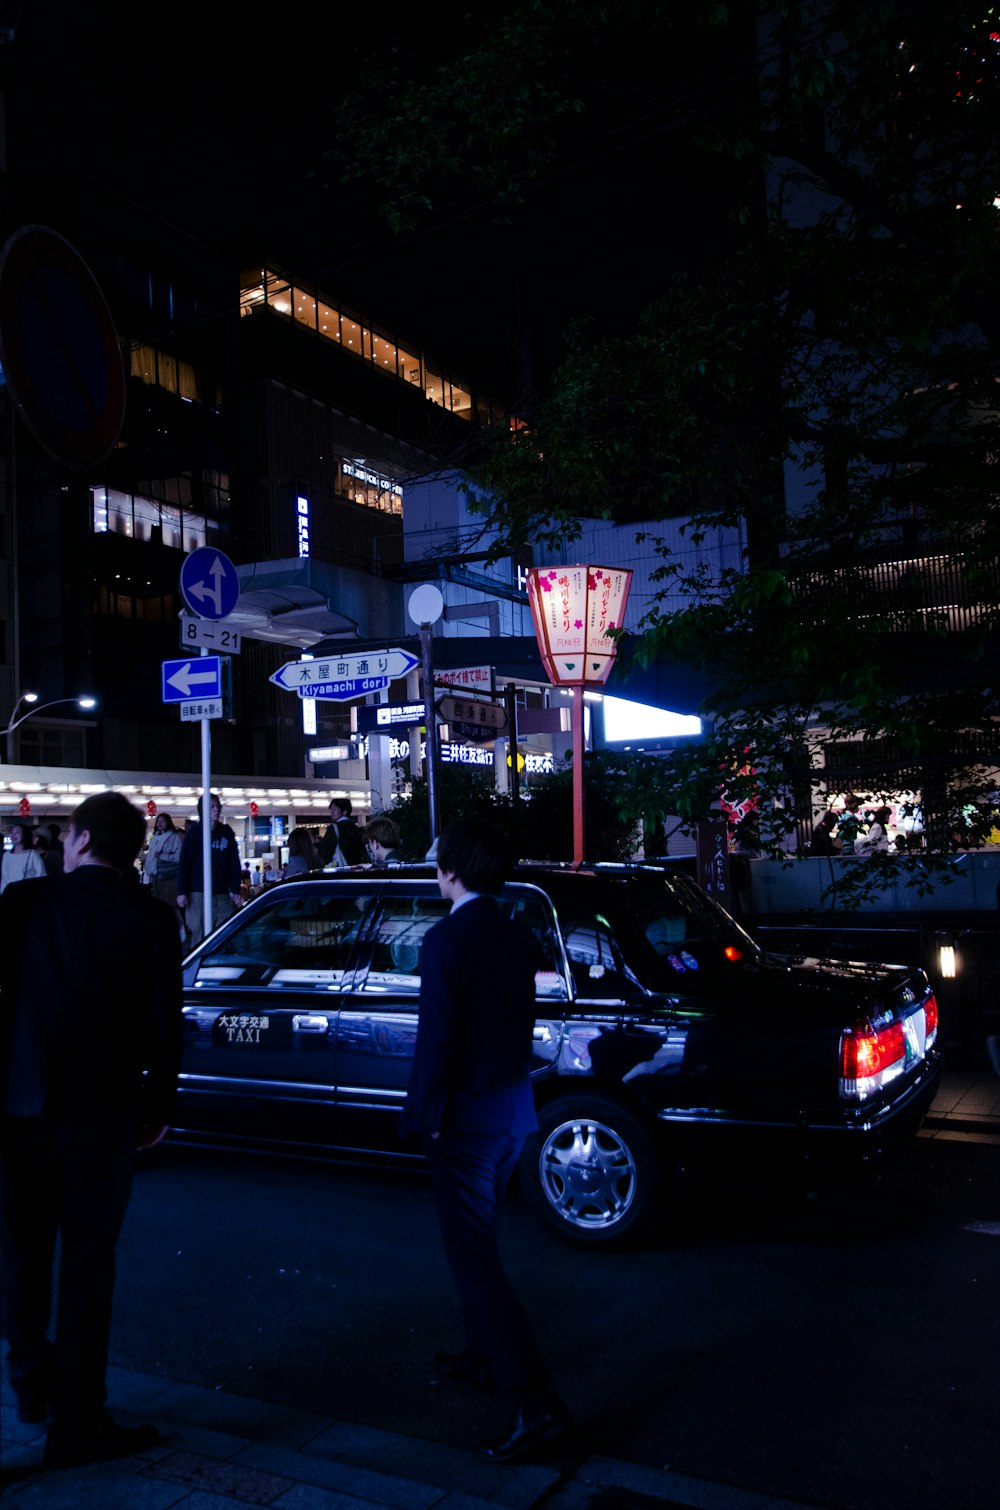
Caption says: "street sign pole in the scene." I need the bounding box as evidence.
[407,586,444,847]
[506,684,520,804]
[177,546,240,939]
[420,623,441,845]
[200,647,212,942]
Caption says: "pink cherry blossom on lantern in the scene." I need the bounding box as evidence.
[574,619,582,628]
[539,577,552,592]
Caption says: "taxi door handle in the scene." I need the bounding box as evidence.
[292,1014,331,1033]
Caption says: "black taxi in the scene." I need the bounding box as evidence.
[174,862,941,1246]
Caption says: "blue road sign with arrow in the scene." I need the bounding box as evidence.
[162,656,223,703]
[179,548,240,621]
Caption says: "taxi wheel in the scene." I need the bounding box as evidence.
[520,1094,660,1247]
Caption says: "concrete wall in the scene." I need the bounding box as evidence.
[747,852,1000,916]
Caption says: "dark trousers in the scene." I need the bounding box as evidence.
[425,1130,548,1395]
[0,1116,136,1429]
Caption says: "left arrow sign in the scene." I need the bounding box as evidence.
[168,663,218,696]
[162,655,222,703]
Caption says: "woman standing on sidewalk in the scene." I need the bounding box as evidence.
[0,823,46,892]
[143,813,184,923]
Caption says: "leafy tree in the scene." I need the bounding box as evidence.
[334,1,1000,906]
[388,755,641,864]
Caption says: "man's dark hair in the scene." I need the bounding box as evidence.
[436,817,512,895]
[330,796,352,816]
[366,815,400,848]
[71,791,146,872]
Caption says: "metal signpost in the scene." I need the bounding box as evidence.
[175,549,241,940]
[406,586,445,845]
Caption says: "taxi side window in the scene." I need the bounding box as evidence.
[359,896,452,993]
[356,891,568,999]
[196,893,370,987]
[500,893,568,1001]
[561,911,639,1000]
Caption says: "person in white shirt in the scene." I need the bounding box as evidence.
[0,823,46,893]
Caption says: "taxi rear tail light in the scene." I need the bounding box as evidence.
[840,1020,906,1100]
[924,992,939,1048]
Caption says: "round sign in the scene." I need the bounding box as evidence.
[407,583,444,626]
[0,225,126,470]
[179,547,240,620]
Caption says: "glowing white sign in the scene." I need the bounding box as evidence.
[296,495,310,558]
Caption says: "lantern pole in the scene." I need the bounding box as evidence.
[572,685,585,865]
[525,564,632,870]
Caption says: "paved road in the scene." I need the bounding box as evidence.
[108,1127,1000,1510]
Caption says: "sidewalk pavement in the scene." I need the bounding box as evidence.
[921,1063,1000,1136]
[2,1065,997,1510]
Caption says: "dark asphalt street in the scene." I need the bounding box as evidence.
[109,1129,1000,1510]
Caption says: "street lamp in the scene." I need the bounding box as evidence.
[526,565,633,865]
[407,584,445,846]
[5,692,98,763]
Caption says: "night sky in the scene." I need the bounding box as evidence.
[2,3,736,401]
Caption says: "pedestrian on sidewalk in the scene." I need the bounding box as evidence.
[0,791,183,1467]
[175,793,242,947]
[400,817,567,1463]
[318,797,366,868]
[0,822,45,892]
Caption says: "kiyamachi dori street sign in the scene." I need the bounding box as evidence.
[269,648,419,701]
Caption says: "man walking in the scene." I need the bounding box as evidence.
[0,791,183,1467]
[317,796,366,867]
[176,792,242,946]
[400,817,566,1462]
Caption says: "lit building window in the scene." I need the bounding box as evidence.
[91,487,207,550]
[241,267,501,425]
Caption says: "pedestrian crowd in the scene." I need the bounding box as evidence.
[0,793,557,1472]
[807,797,913,856]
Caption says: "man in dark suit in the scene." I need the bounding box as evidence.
[400,817,566,1462]
[0,791,182,1468]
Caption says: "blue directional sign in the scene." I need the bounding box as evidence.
[179,548,240,621]
[162,656,223,703]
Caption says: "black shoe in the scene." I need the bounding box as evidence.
[44,1415,160,1469]
[477,1399,568,1462]
[433,1351,496,1391]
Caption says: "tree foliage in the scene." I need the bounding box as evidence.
[389,758,640,865]
[334,1,1000,904]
